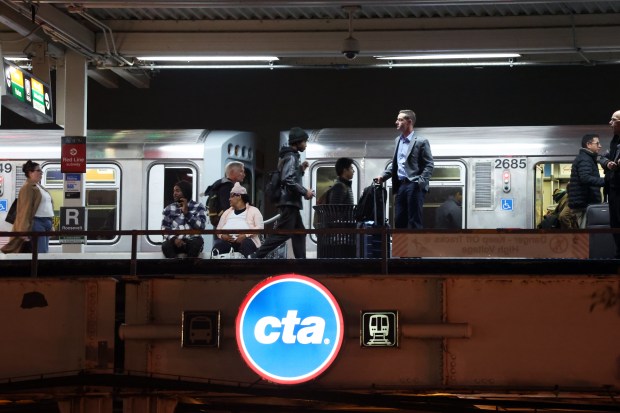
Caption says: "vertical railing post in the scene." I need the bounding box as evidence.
[30,234,38,278]
[130,231,138,276]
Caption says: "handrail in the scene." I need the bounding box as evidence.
[1,227,618,278]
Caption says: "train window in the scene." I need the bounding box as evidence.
[146,163,199,245]
[424,163,466,229]
[42,164,121,244]
[309,162,360,242]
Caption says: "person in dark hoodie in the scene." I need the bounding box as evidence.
[567,133,605,228]
[161,180,207,258]
[249,127,315,258]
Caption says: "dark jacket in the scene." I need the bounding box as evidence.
[435,195,462,229]
[276,146,307,209]
[381,132,434,194]
[568,148,604,209]
[599,134,620,191]
[327,177,354,205]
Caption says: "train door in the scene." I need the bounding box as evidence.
[308,161,360,243]
[146,163,199,246]
[423,161,466,229]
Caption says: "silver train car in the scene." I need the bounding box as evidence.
[291,125,611,257]
[0,129,260,253]
[0,125,612,257]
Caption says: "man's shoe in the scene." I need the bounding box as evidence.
[248,253,258,259]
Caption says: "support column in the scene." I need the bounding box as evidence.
[62,51,87,253]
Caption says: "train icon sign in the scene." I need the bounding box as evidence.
[361,311,398,347]
[236,274,344,384]
[182,311,220,348]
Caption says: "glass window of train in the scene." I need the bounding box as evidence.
[41,164,121,244]
[146,164,197,245]
[423,185,465,229]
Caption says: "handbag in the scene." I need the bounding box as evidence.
[211,248,245,259]
[5,199,17,224]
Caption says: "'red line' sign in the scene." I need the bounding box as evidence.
[61,136,86,173]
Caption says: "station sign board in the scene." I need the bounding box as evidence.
[1,59,53,124]
[59,206,86,244]
[61,136,86,173]
[236,274,344,384]
[360,310,399,348]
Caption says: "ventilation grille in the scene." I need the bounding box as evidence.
[474,162,493,209]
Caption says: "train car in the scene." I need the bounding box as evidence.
[0,129,260,253]
[287,125,612,257]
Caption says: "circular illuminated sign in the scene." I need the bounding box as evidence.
[236,274,344,384]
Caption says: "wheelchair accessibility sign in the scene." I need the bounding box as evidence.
[0,199,7,212]
[501,198,513,211]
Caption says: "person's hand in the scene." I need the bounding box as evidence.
[301,161,309,172]
[178,197,189,214]
[304,189,315,200]
[608,161,618,170]
[235,234,246,243]
[174,238,185,248]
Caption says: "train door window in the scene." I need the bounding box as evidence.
[534,161,603,227]
[309,162,360,242]
[146,164,198,245]
[424,162,466,229]
[42,164,121,243]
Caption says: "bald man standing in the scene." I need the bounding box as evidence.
[599,110,620,258]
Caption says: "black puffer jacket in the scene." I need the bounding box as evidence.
[568,148,605,209]
[276,146,308,209]
[327,177,354,205]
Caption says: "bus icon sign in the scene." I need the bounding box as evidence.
[182,311,220,348]
[361,311,398,347]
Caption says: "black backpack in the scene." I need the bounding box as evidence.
[204,179,226,227]
[355,183,386,223]
[264,169,282,204]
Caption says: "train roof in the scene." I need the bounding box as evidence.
[304,125,613,159]
[0,129,254,159]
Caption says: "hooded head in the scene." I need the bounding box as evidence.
[288,127,308,145]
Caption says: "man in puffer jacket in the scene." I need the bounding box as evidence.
[567,134,605,227]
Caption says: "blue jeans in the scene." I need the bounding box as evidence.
[32,217,53,253]
[394,181,426,229]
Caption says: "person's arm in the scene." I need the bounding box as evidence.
[186,201,207,230]
[576,158,605,187]
[161,204,176,241]
[281,155,311,197]
[418,139,434,183]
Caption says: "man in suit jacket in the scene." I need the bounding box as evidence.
[376,109,434,229]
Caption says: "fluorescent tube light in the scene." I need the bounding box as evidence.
[375,53,521,60]
[137,56,279,62]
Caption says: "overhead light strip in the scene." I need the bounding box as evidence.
[375,53,521,60]
[137,56,279,62]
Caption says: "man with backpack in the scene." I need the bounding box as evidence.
[204,161,246,228]
[249,127,315,258]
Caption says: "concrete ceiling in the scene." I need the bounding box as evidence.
[0,0,619,87]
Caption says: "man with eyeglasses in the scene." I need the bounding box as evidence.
[566,134,604,228]
[600,111,620,257]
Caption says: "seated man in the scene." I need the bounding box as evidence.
[161,180,206,258]
[213,182,264,257]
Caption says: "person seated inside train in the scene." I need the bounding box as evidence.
[212,182,264,257]
[161,180,207,258]
[434,190,462,229]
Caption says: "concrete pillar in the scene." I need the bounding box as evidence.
[62,50,87,253]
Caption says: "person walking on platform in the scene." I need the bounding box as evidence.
[600,110,620,257]
[161,180,206,258]
[249,127,314,258]
[567,134,605,227]
[1,160,54,254]
[375,109,434,229]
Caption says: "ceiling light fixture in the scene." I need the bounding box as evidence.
[375,53,521,60]
[136,56,279,62]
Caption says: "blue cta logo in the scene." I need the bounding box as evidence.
[236,274,344,384]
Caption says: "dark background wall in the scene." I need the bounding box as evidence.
[1,64,617,138]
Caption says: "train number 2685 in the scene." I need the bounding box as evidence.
[0,163,12,173]
[494,158,526,169]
